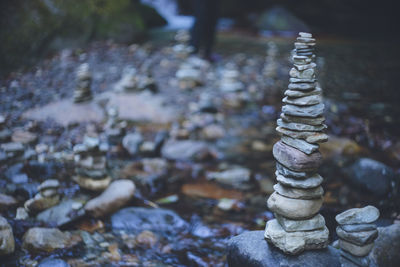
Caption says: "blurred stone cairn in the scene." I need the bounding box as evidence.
[24,179,60,214]
[114,64,158,93]
[336,206,379,267]
[264,32,330,255]
[173,29,194,59]
[220,63,244,93]
[176,56,207,90]
[104,105,127,146]
[72,136,111,191]
[262,41,278,79]
[73,63,92,103]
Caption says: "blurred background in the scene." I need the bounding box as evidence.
[0,0,399,266]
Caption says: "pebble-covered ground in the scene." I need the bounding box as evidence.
[0,33,399,266]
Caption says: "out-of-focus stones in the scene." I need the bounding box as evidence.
[0,216,15,255]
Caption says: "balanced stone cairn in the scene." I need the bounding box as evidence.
[262,41,278,79]
[264,32,329,255]
[173,30,193,58]
[72,136,111,191]
[73,63,92,103]
[220,64,244,93]
[24,179,60,214]
[336,206,379,267]
[104,106,127,146]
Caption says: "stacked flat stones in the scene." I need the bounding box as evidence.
[74,63,92,103]
[220,65,244,93]
[73,136,111,191]
[24,179,60,214]
[336,206,379,267]
[264,32,329,255]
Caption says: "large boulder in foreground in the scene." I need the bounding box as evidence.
[227,230,340,267]
[370,223,400,267]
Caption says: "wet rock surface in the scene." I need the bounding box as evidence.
[227,230,340,267]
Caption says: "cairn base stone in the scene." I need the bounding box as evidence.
[264,219,329,255]
[227,230,340,267]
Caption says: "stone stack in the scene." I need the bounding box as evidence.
[173,30,193,58]
[220,64,244,93]
[73,136,111,191]
[262,41,278,79]
[264,32,329,255]
[336,206,379,267]
[73,63,92,103]
[104,106,127,146]
[24,179,60,214]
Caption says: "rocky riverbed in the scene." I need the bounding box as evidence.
[0,33,399,266]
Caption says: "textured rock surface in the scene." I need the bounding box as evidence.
[370,224,400,267]
[281,135,319,155]
[337,227,378,246]
[336,206,380,225]
[276,173,323,189]
[273,141,322,172]
[227,231,340,267]
[267,192,323,219]
[85,179,135,218]
[339,239,374,257]
[0,216,15,255]
[274,183,323,199]
[276,213,325,232]
[264,220,329,255]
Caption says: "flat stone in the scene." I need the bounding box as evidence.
[23,99,105,127]
[299,32,313,38]
[0,216,15,255]
[1,142,24,153]
[276,127,328,143]
[267,192,323,219]
[38,258,71,267]
[282,103,325,118]
[24,194,60,213]
[339,239,374,257]
[288,83,316,91]
[281,135,319,155]
[227,230,340,267]
[277,119,326,132]
[275,213,325,232]
[285,86,321,97]
[337,227,378,246]
[274,183,324,199]
[264,219,329,255]
[84,179,135,218]
[340,250,370,267]
[294,62,316,71]
[341,224,377,233]
[38,179,60,191]
[276,162,308,178]
[276,172,323,189]
[72,175,111,191]
[273,141,323,172]
[281,113,325,126]
[297,37,316,43]
[283,95,321,106]
[290,78,317,83]
[289,68,315,80]
[336,206,380,225]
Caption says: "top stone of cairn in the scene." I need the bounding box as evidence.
[335,205,380,225]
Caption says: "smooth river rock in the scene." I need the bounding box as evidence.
[0,216,15,255]
[267,192,323,219]
[22,227,72,253]
[280,113,325,126]
[276,162,308,178]
[85,179,135,218]
[273,141,323,172]
[283,95,321,106]
[227,230,340,267]
[370,224,400,267]
[264,219,329,255]
[336,206,380,225]
[285,86,321,98]
[341,224,377,233]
